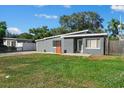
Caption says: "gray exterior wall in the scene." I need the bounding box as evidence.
[62,38,74,53]
[36,37,61,53]
[82,37,105,55]
[36,36,106,55]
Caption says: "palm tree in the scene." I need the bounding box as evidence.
[107,19,120,37]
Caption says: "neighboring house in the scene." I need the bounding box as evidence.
[35,30,108,55]
[3,38,36,51]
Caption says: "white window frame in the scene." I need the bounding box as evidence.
[77,39,83,52]
[52,40,61,48]
[53,40,57,48]
[7,40,10,46]
[86,38,100,49]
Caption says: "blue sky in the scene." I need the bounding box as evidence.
[0,5,124,34]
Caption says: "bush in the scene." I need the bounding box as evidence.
[0,45,17,53]
[109,36,119,40]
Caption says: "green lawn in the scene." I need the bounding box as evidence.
[0,54,124,88]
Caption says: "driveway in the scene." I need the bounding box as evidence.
[0,51,40,57]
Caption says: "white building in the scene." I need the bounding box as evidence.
[3,38,36,51]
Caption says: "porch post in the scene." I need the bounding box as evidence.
[61,37,64,54]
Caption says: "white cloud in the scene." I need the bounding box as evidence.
[63,5,71,8]
[111,5,124,12]
[34,14,58,19]
[7,27,22,34]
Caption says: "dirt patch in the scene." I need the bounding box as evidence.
[8,64,30,70]
[82,80,96,88]
[88,55,118,61]
[0,70,3,73]
[0,73,5,77]
[0,69,5,77]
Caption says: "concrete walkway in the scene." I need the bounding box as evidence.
[0,51,40,57]
[0,51,91,57]
[62,53,91,57]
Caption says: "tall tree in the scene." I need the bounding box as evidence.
[0,21,7,38]
[29,26,50,40]
[6,31,18,38]
[107,19,121,37]
[17,33,33,39]
[59,12,104,32]
[50,27,68,36]
[0,21,7,45]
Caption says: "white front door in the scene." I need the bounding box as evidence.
[77,39,83,53]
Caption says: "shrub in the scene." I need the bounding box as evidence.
[0,45,16,53]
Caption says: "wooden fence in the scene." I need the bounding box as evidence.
[108,40,124,55]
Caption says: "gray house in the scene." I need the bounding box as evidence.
[3,38,36,51]
[36,30,108,55]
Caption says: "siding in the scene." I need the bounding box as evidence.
[36,37,61,53]
[63,38,74,53]
[23,43,36,51]
[83,37,105,55]
[36,36,106,55]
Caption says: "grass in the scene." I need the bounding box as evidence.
[0,54,124,88]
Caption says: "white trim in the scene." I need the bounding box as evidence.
[3,37,33,41]
[85,48,100,49]
[35,30,108,42]
[62,29,89,36]
[85,38,101,49]
[63,33,107,38]
[35,29,89,42]
[77,39,83,52]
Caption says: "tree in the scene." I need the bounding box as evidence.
[6,31,18,38]
[17,33,33,39]
[29,26,50,40]
[0,21,7,45]
[50,27,68,36]
[107,19,121,37]
[59,12,104,32]
[0,21,7,38]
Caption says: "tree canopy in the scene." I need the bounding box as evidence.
[50,27,69,36]
[29,26,50,40]
[6,31,18,38]
[0,21,7,45]
[0,21,7,38]
[17,33,33,39]
[107,18,124,37]
[59,12,104,32]
[2,11,123,41]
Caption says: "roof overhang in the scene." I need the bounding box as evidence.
[62,33,108,38]
[35,35,61,42]
[35,29,108,42]
[35,29,89,42]
[3,37,34,42]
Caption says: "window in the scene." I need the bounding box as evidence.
[7,41,10,46]
[86,39,100,49]
[53,40,61,47]
[53,41,57,47]
[11,41,16,47]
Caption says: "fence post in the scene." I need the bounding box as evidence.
[108,38,109,55]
